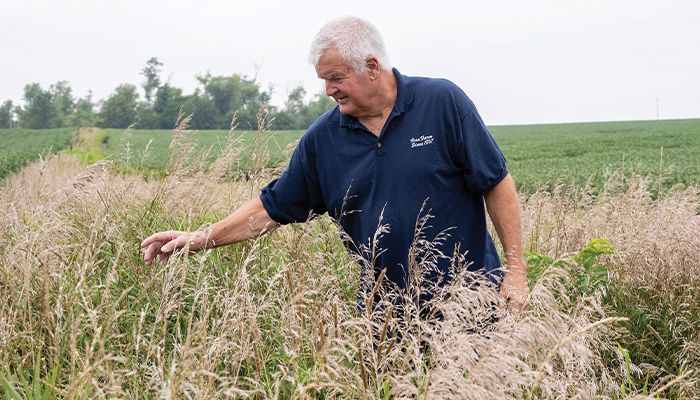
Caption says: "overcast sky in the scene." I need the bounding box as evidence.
[1,0,699,125]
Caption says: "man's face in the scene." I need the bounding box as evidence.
[315,47,374,118]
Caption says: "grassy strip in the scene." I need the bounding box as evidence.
[67,127,108,164]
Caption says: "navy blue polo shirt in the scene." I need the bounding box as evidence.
[260,69,507,297]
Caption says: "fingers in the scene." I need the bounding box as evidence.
[140,231,181,249]
[143,242,162,265]
[499,286,529,316]
[141,231,185,265]
[142,231,202,265]
[509,295,529,313]
[160,235,191,254]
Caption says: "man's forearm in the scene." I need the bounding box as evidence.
[141,198,278,265]
[485,174,529,309]
[484,174,526,271]
[204,198,278,248]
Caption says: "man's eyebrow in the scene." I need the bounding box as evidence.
[318,72,344,79]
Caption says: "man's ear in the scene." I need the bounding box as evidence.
[366,56,380,76]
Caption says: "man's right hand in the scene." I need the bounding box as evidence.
[140,230,210,265]
[140,198,277,265]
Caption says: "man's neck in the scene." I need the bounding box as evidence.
[358,70,397,136]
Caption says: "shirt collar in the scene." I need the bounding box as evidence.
[392,68,414,114]
[339,68,414,128]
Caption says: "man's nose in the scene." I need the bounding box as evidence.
[325,80,337,96]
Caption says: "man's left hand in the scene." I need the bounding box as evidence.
[499,268,529,314]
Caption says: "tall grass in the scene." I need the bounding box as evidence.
[0,119,698,398]
[520,174,700,397]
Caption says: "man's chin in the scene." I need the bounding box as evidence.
[338,104,354,115]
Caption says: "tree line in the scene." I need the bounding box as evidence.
[0,57,335,130]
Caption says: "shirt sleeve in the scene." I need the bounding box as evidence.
[259,135,327,224]
[454,98,508,194]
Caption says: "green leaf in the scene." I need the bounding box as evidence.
[0,374,24,400]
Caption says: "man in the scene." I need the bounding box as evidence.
[141,17,528,312]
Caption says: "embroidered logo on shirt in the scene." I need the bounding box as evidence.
[410,135,434,148]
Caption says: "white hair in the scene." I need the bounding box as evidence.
[309,16,392,73]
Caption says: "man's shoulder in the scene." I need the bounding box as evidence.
[402,73,471,108]
[398,73,473,122]
[403,73,465,95]
[295,106,339,150]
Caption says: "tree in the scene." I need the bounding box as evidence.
[198,73,264,129]
[273,88,335,130]
[15,81,83,129]
[141,57,163,105]
[136,103,158,129]
[99,84,139,128]
[182,90,220,130]
[137,83,186,129]
[65,92,98,127]
[284,86,306,115]
[49,80,75,125]
[152,83,185,129]
[18,83,59,129]
[299,92,335,128]
[271,86,305,129]
[271,109,294,130]
[0,100,14,128]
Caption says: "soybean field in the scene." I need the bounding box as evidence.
[490,118,700,192]
[0,127,75,179]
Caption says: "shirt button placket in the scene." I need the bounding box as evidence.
[375,139,386,158]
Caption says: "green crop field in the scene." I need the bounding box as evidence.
[2,119,698,192]
[101,118,700,192]
[0,127,75,179]
[490,119,700,192]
